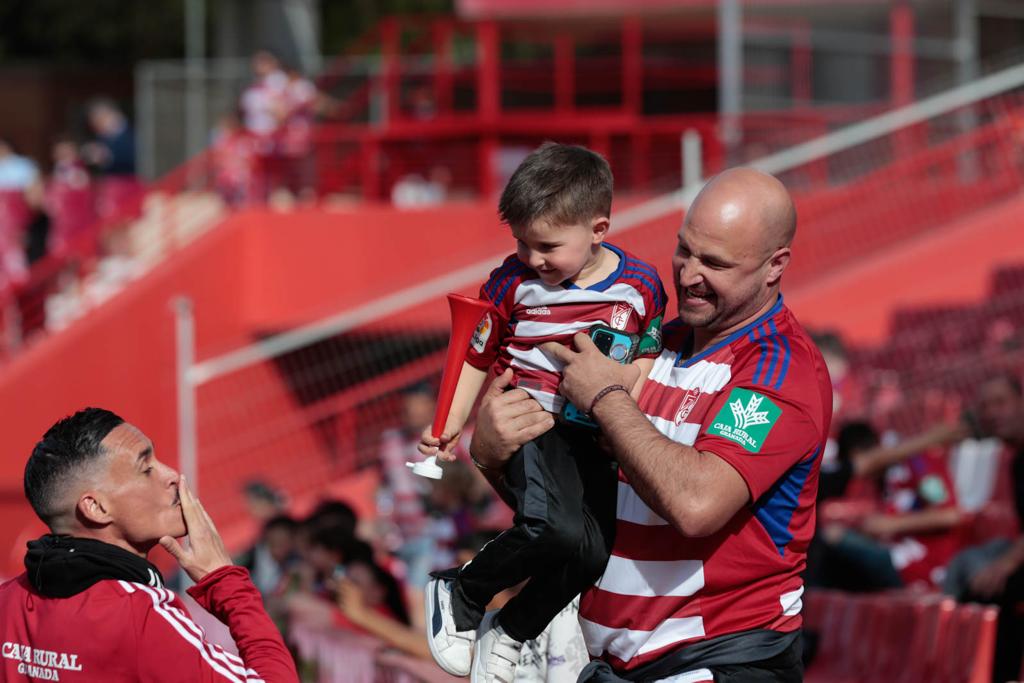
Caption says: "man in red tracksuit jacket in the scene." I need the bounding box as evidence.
[0,407,299,682]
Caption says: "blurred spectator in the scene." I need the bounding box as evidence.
[82,98,136,177]
[241,50,288,141]
[46,135,96,257]
[244,479,287,523]
[813,420,965,591]
[943,374,1024,682]
[236,514,299,598]
[279,66,318,198]
[0,138,39,190]
[241,50,288,199]
[82,98,142,224]
[390,166,449,208]
[210,112,258,206]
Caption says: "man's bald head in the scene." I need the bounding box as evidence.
[674,168,796,347]
[690,168,796,257]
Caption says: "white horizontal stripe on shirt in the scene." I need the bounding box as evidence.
[780,585,804,617]
[508,345,563,373]
[580,615,706,661]
[653,358,733,392]
[519,386,564,413]
[514,280,647,317]
[617,481,668,526]
[644,416,701,446]
[656,669,714,683]
[593,555,705,598]
[513,318,607,339]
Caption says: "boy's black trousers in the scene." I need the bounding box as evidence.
[446,424,618,642]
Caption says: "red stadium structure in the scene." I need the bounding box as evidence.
[0,1,1023,679]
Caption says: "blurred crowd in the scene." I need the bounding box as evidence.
[206,321,1024,680]
[805,330,1024,681]
[218,382,586,681]
[0,98,144,337]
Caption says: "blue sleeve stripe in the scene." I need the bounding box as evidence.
[751,324,770,384]
[761,322,780,389]
[773,328,792,390]
[623,268,665,309]
[493,270,523,307]
[753,447,819,556]
[483,259,519,299]
[624,258,659,280]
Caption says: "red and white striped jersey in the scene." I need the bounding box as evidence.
[579,296,831,673]
[466,244,666,412]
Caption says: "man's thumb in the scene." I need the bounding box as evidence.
[486,368,514,395]
[159,536,185,562]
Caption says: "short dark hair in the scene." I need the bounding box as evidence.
[24,408,125,527]
[836,420,879,462]
[498,142,613,229]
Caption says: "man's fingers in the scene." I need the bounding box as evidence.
[540,342,573,365]
[483,368,515,398]
[510,409,555,434]
[572,332,598,352]
[158,536,186,562]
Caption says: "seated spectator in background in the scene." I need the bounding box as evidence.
[237,514,299,598]
[244,479,287,523]
[211,112,258,206]
[943,374,1024,683]
[241,50,288,199]
[815,331,866,423]
[814,420,965,591]
[82,98,142,223]
[377,382,454,591]
[0,138,39,191]
[82,98,136,178]
[279,66,318,198]
[390,167,449,208]
[0,139,35,292]
[46,135,96,257]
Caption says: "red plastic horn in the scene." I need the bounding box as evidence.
[432,294,493,439]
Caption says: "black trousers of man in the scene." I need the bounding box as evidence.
[445,423,617,643]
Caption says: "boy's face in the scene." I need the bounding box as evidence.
[512,218,602,286]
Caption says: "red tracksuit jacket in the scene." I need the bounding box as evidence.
[0,565,298,682]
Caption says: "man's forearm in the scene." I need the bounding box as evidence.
[591,391,747,537]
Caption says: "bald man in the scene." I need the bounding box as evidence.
[469,169,831,682]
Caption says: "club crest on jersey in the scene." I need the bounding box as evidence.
[610,303,633,330]
[471,314,493,353]
[674,388,701,425]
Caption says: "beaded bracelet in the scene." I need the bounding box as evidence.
[588,384,630,416]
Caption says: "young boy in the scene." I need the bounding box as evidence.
[419,143,667,682]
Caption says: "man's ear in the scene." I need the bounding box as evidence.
[766,247,791,286]
[77,492,112,526]
[591,216,611,244]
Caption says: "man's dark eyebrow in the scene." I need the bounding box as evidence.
[135,446,153,465]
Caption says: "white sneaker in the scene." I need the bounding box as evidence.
[471,611,523,683]
[424,576,474,676]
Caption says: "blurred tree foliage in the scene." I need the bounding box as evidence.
[0,0,186,62]
[321,0,453,55]
[0,0,455,64]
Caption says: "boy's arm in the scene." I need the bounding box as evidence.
[419,362,489,460]
[629,358,654,400]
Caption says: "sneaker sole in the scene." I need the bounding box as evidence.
[425,578,471,677]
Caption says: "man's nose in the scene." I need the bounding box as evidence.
[677,260,703,287]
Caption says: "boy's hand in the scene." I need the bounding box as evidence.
[418,424,462,462]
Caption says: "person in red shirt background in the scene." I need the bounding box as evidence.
[0,407,298,682]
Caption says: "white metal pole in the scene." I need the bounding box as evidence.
[683,129,703,189]
[174,296,199,493]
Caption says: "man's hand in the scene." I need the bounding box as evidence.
[469,368,553,469]
[970,556,1017,599]
[542,334,640,412]
[159,475,233,582]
